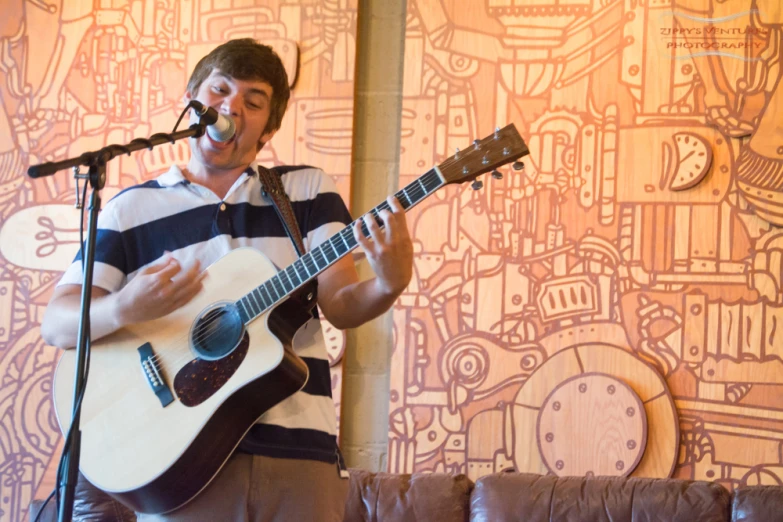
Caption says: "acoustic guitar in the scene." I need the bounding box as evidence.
[52,124,530,514]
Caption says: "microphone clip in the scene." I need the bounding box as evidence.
[188,100,219,126]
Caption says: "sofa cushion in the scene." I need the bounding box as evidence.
[732,486,783,522]
[470,472,731,522]
[344,469,473,522]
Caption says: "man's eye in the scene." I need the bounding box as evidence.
[212,86,226,93]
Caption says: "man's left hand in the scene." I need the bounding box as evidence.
[353,195,414,297]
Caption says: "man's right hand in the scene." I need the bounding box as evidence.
[114,253,207,328]
[41,252,207,349]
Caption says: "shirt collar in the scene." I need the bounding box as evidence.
[155,162,259,188]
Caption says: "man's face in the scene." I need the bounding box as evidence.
[185,70,276,172]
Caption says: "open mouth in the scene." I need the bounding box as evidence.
[206,133,236,149]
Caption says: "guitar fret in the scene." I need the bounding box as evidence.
[247,291,260,314]
[280,268,293,290]
[245,290,260,310]
[286,265,300,286]
[340,229,351,250]
[328,238,342,258]
[312,248,326,271]
[400,189,412,208]
[294,259,309,282]
[321,243,336,263]
[237,298,250,321]
[417,178,427,195]
[268,280,279,301]
[345,229,357,248]
[254,294,263,315]
[258,288,270,309]
[302,254,314,277]
[409,183,425,200]
[261,283,274,304]
[270,277,284,300]
[424,172,442,191]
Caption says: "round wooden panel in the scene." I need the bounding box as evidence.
[511,344,679,478]
[536,372,648,477]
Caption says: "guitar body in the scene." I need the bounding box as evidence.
[52,247,311,514]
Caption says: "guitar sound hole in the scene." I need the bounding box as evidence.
[191,303,244,361]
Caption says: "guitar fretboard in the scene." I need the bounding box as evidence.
[234,168,444,323]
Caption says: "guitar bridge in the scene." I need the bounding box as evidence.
[138,342,174,407]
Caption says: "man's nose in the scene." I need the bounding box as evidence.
[220,94,241,116]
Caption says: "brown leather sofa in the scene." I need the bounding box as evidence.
[30,469,783,521]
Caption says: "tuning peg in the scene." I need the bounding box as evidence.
[455,147,460,159]
[471,180,483,190]
[491,170,503,180]
[512,161,525,171]
[494,127,500,139]
[474,139,480,150]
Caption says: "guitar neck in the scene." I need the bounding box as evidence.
[234,167,445,324]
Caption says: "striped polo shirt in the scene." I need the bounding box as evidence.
[58,161,353,464]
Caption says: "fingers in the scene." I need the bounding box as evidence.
[171,270,207,309]
[152,259,184,289]
[381,196,408,241]
[163,260,201,297]
[351,211,381,250]
[170,259,202,287]
[387,195,404,214]
[158,261,205,311]
[142,252,176,275]
[147,258,201,300]
[353,196,409,249]
[363,211,382,242]
[378,198,399,241]
[118,254,207,324]
[352,220,371,251]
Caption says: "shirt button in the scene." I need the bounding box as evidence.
[220,203,227,211]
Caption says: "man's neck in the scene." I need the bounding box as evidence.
[184,161,251,200]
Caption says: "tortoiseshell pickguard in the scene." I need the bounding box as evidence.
[173,333,250,407]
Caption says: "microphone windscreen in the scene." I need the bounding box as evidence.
[207,115,235,142]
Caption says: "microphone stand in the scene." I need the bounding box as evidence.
[28,121,208,522]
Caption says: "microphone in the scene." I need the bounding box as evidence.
[188,100,236,142]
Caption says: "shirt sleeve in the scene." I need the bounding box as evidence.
[57,199,128,293]
[304,171,353,253]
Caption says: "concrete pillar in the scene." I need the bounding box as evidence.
[340,0,407,471]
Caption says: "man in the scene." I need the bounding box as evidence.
[41,38,413,521]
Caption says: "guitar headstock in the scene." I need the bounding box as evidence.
[437,124,530,186]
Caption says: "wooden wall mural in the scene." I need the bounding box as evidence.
[0,1,355,521]
[389,0,783,489]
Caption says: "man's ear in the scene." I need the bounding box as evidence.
[257,129,278,151]
[182,91,192,106]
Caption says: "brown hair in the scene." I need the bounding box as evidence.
[187,38,290,135]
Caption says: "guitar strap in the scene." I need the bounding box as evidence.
[257,165,306,256]
[257,165,318,309]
